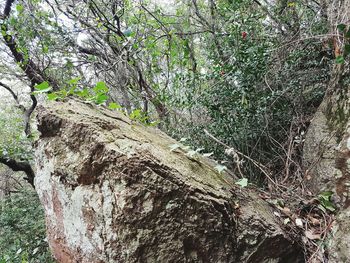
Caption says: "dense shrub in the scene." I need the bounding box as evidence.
[0,190,53,263]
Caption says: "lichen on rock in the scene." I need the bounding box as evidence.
[35,99,302,262]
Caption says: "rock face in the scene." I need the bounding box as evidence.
[35,99,301,262]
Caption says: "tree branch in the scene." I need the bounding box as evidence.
[0,0,43,187]
[3,0,15,17]
[0,157,35,188]
[0,81,26,111]
[24,90,37,136]
[1,0,59,90]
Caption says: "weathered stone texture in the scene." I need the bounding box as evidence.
[35,99,301,262]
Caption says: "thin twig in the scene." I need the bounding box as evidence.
[203,129,282,189]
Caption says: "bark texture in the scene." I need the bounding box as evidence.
[34,99,301,263]
[303,71,350,262]
[303,2,350,261]
[304,74,350,261]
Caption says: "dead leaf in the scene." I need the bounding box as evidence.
[282,207,291,215]
[259,193,270,199]
[305,230,321,240]
[301,198,319,207]
[307,216,321,226]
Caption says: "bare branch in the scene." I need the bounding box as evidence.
[203,129,282,189]
[3,0,15,18]
[0,81,25,111]
[24,91,37,137]
[0,157,35,188]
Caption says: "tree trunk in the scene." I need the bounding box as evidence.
[34,99,302,263]
[303,1,350,262]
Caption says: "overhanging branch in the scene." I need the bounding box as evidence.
[0,81,26,111]
[0,157,35,188]
[1,0,59,90]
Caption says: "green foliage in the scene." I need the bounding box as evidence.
[45,79,110,105]
[0,108,33,161]
[336,56,345,64]
[0,0,334,185]
[235,178,248,188]
[33,82,51,94]
[0,2,340,261]
[160,0,331,182]
[44,79,157,126]
[93,82,109,104]
[108,102,123,110]
[337,24,347,32]
[214,164,227,174]
[0,190,54,262]
[318,191,336,212]
[129,108,158,126]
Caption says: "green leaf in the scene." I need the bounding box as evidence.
[320,200,336,212]
[318,191,336,212]
[32,247,39,255]
[183,39,190,58]
[93,81,109,93]
[130,109,142,119]
[16,4,24,12]
[68,85,77,95]
[32,85,52,94]
[318,191,333,200]
[94,93,108,104]
[215,164,227,174]
[76,88,90,98]
[336,56,345,64]
[344,44,350,56]
[9,17,18,27]
[32,81,52,95]
[235,178,248,188]
[337,24,347,32]
[34,81,50,91]
[317,204,326,213]
[345,29,350,38]
[147,121,159,127]
[47,93,58,101]
[67,77,81,85]
[42,45,49,54]
[108,102,122,110]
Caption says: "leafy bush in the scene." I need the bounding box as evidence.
[0,107,33,161]
[162,0,331,183]
[0,190,53,263]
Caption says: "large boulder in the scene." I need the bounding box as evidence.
[35,99,301,262]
